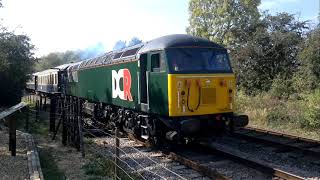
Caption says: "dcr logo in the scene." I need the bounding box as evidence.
[112,69,133,101]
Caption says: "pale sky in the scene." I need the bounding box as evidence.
[0,0,318,57]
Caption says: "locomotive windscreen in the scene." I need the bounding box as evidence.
[166,48,232,73]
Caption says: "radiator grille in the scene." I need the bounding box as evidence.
[201,88,216,104]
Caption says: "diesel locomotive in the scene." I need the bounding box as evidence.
[27,34,248,143]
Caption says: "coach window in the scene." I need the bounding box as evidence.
[151,52,165,72]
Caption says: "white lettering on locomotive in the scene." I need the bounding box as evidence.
[112,69,133,101]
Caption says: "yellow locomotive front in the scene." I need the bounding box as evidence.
[168,73,235,116]
[164,47,248,138]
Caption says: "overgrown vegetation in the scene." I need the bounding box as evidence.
[39,149,66,180]
[188,0,320,136]
[236,90,320,140]
[83,149,139,180]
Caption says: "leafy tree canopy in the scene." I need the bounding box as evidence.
[0,27,36,105]
[186,0,261,48]
[35,51,80,71]
[232,13,308,93]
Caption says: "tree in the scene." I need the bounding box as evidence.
[0,27,35,105]
[113,40,126,51]
[186,0,261,48]
[293,26,320,92]
[35,51,80,71]
[232,13,308,94]
[127,37,142,47]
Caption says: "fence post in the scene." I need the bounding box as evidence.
[35,100,39,122]
[25,106,29,132]
[49,96,56,132]
[8,118,16,156]
[62,96,67,146]
[44,96,47,111]
[115,128,120,180]
[78,98,85,157]
[40,94,43,111]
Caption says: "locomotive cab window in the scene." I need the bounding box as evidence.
[166,48,232,73]
[150,52,165,72]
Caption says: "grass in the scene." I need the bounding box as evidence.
[39,148,66,180]
[83,148,139,180]
[236,90,320,141]
[26,105,65,180]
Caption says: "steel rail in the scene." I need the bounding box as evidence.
[235,127,320,158]
[127,135,229,180]
[201,142,305,180]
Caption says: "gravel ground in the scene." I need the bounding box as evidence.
[177,148,270,180]
[88,137,212,180]
[0,129,29,180]
[33,134,90,180]
[213,136,320,179]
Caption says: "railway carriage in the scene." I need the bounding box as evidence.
[26,63,73,94]
[63,34,248,143]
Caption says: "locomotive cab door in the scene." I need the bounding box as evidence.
[139,53,149,111]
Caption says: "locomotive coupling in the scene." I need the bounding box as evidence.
[233,114,249,127]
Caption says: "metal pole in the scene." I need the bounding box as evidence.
[78,98,85,157]
[115,128,119,180]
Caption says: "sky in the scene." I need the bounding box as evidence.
[0,0,318,57]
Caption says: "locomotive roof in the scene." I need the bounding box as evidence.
[76,34,225,70]
[137,34,225,53]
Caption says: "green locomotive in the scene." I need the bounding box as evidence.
[28,34,248,143]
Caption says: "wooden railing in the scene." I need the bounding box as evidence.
[0,102,28,156]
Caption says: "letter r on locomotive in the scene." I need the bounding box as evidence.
[112,69,133,101]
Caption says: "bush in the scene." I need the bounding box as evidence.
[299,89,320,129]
[266,105,290,126]
[269,76,294,99]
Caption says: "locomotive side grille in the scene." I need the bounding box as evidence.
[201,88,216,104]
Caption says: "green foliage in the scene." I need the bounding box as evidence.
[293,27,320,92]
[39,149,66,180]
[0,27,35,105]
[269,75,294,99]
[236,88,320,133]
[83,152,138,180]
[266,105,290,126]
[232,13,308,94]
[187,0,261,48]
[300,89,320,129]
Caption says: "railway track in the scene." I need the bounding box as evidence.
[234,127,320,158]
[79,119,320,179]
[130,136,308,179]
